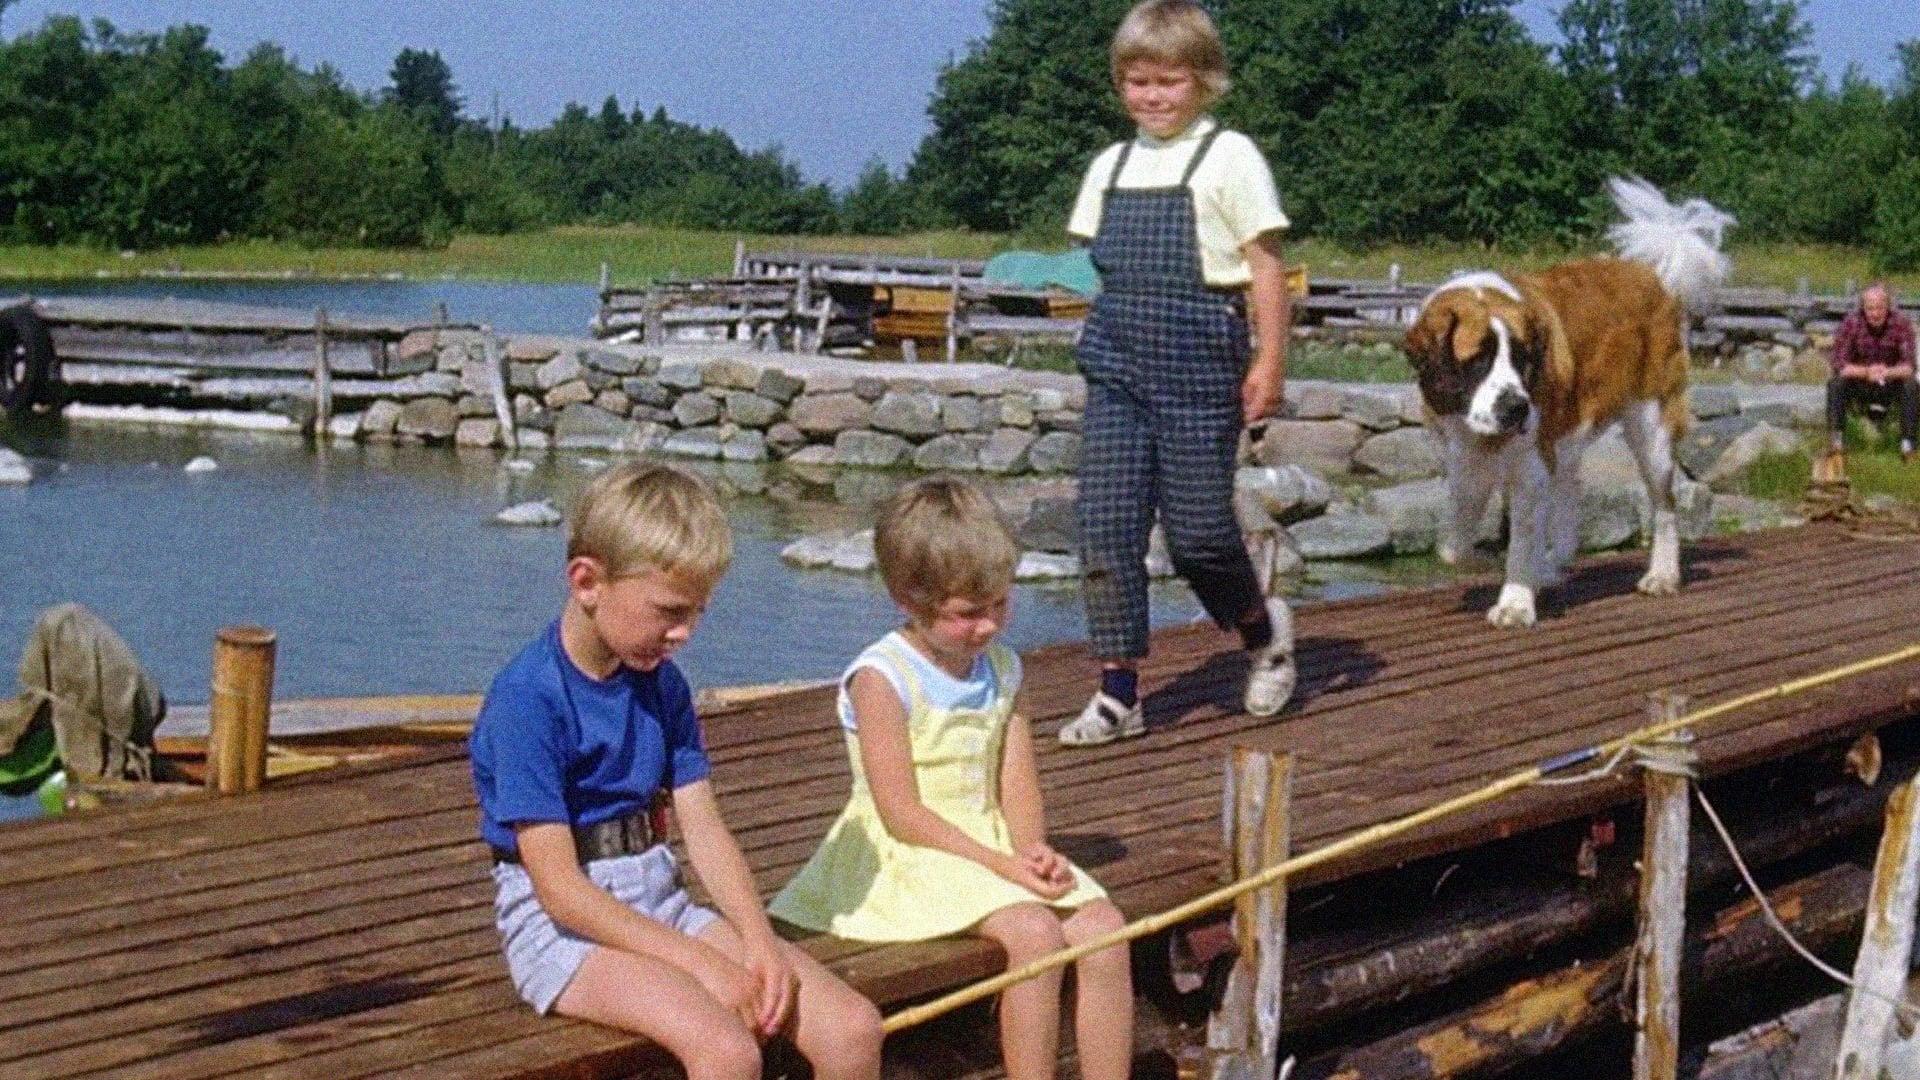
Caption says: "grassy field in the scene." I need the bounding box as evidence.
[1739,420,1920,505]
[2,227,1917,295]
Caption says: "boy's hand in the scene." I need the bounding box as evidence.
[742,933,797,1036]
[684,944,762,1033]
[1242,362,1286,425]
[1871,363,1889,386]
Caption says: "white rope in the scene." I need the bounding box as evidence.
[1693,784,1920,1024]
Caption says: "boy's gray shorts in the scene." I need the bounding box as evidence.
[491,843,720,1014]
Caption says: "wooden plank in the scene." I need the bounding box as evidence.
[34,296,455,337]
[50,326,387,376]
[1633,704,1690,1080]
[1835,778,1920,1079]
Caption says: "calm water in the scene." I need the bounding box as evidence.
[1,278,1436,724]
[10,277,599,336]
[3,424,1224,711]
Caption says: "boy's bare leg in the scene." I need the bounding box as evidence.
[1062,900,1133,1080]
[699,919,884,1080]
[552,945,763,1080]
[978,903,1069,1080]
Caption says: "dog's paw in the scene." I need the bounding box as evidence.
[1487,584,1537,628]
[1637,568,1680,596]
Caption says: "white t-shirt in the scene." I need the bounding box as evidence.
[1067,117,1289,288]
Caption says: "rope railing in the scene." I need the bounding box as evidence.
[880,640,1920,1034]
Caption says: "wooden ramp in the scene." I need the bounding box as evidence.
[4,524,1919,1079]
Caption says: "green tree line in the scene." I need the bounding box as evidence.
[4,4,1920,266]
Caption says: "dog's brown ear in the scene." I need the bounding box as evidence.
[1403,306,1455,372]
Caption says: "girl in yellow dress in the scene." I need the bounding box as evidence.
[771,478,1133,1080]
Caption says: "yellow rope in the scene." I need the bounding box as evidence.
[880,640,1920,1034]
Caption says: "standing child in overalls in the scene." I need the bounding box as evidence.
[1057,0,1298,747]
[771,478,1133,1080]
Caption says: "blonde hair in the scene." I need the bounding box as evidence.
[873,477,1019,616]
[1111,0,1230,102]
[568,462,732,590]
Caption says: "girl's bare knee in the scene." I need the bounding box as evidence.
[987,904,1068,961]
[808,993,884,1076]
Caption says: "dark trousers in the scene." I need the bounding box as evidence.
[1827,375,1919,445]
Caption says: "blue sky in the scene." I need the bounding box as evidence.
[5,1,1912,187]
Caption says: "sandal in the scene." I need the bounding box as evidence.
[1058,691,1146,747]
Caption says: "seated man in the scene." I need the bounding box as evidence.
[1828,283,1917,464]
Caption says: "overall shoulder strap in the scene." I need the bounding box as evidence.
[1179,125,1225,187]
[1105,141,1134,191]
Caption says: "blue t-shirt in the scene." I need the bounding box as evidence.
[469,620,712,855]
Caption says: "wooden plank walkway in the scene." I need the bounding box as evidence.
[4,523,1919,1079]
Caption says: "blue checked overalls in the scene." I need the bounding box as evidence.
[1076,126,1264,660]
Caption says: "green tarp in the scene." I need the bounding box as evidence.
[982,249,1100,297]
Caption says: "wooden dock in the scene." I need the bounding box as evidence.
[4,524,1920,1078]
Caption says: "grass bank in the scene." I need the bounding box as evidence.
[1740,421,1920,506]
[3,228,1917,295]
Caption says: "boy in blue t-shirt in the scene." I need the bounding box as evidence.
[470,463,881,1079]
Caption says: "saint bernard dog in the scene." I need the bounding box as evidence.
[1405,178,1733,628]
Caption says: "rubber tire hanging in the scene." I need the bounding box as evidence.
[0,303,57,419]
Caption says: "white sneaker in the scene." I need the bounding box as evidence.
[1243,597,1297,717]
[1058,691,1146,747]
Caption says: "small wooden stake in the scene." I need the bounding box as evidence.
[482,326,516,451]
[945,263,961,363]
[1634,691,1692,1080]
[1834,777,1920,1079]
[1208,747,1292,1080]
[732,239,747,278]
[312,308,332,440]
[207,626,276,796]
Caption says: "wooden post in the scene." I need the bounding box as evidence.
[945,263,961,363]
[1834,777,1920,1079]
[1634,691,1692,1080]
[813,292,832,356]
[901,338,919,363]
[207,626,276,796]
[732,239,747,279]
[599,260,611,296]
[311,308,332,440]
[482,325,516,451]
[435,300,449,329]
[1207,747,1292,1080]
[794,261,813,352]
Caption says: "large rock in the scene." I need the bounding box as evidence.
[1353,427,1441,480]
[782,530,876,573]
[0,448,31,485]
[701,357,760,391]
[721,429,768,462]
[411,371,462,398]
[756,368,805,404]
[455,418,501,448]
[1250,419,1366,475]
[1234,464,1333,524]
[1363,478,1447,555]
[672,391,722,428]
[460,355,501,398]
[544,380,594,410]
[362,399,403,438]
[786,444,838,467]
[1340,387,1403,431]
[766,422,807,457]
[663,426,726,459]
[593,389,630,416]
[1676,415,1762,479]
[1028,431,1082,473]
[1288,383,1344,420]
[622,377,674,409]
[493,500,563,527]
[870,390,944,438]
[1289,513,1393,559]
[789,392,873,436]
[1014,495,1078,553]
[507,339,561,363]
[1690,385,1739,420]
[724,391,781,429]
[1578,484,1641,551]
[554,405,663,451]
[397,398,459,441]
[979,428,1037,474]
[834,430,912,468]
[943,396,985,433]
[533,351,584,391]
[657,362,705,390]
[586,349,641,377]
[912,433,982,471]
[1016,552,1081,581]
[1701,421,1802,489]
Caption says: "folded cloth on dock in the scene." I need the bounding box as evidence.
[0,604,164,782]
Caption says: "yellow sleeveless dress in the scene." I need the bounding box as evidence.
[769,636,1107,941]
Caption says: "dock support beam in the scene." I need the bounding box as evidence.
[1208,747,1292,1080]
[311,307,332,440]
[481,326,516,451]
[1635,692,1692,1080]
[207,626,276,796]
[1834,776,1920,1079]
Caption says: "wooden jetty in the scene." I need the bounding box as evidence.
[4,524,1920,1078]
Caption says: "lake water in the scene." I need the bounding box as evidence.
[1,277,1438,723]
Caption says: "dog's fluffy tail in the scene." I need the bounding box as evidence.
[1605,175,1734,308]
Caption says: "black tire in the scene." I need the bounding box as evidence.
[0,304,57,418]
